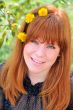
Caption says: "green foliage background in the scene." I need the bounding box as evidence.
[0,0,73,69]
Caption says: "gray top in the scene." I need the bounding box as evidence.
[0,64,73,110]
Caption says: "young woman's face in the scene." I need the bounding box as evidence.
[23,39,60,76]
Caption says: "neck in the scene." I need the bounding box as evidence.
[28,71,48,85]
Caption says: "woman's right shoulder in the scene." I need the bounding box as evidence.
[0,87,4,94]
[0,63,5,70]
[0,63,6,109]
[0,63,5,93]
[0,63,4,93]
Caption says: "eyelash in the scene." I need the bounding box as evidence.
[31,40,55,49]
[31,40,38,44]
[47,45,55,49]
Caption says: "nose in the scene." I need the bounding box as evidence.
[35,46,46,57]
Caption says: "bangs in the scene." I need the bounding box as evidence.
[26,14,64,45]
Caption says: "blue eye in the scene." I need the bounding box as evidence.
[47,45,55,49]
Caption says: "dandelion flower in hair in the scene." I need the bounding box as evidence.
[17,32,27,42]
[38,7,48,16]
[25,13,35,23]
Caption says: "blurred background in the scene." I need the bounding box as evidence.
[0,0,73,70]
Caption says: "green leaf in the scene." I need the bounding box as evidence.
[0,0,5,8]
[0,31,6,47]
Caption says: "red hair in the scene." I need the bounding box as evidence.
[0,5,71,110]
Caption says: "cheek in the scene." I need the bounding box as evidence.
[23,43,36,57]
[24,44,32,51]
[23,45,31,63]
[46,51,59,61]
[23,45,30,58]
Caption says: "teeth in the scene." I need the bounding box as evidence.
[32,58,43,64]
[34,60,42,64]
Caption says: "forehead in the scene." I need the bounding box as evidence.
[26,14,64,46]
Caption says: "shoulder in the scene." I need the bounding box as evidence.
[71,72,73,95]
[0,87,4,109]
[67,72,73,109]
[0,63,5,70]
[0,87,4,97]
[0,63,6,76]
[0,63,5,73]
[0,63,5,109]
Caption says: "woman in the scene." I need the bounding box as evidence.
[0,4,71,110]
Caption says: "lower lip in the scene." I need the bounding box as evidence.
[31,57,44,66]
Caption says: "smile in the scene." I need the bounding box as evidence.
[31,57,45,64]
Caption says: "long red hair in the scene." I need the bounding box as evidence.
[0,5,71,110]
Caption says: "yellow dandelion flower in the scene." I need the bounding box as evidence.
[11,23,17,28]
[38,7,48,16]
[25,13,35,23]
[17,32,27,42]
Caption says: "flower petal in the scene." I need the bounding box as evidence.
[25,13,35,23]
[17,32,27,42]
[38,8,48,16]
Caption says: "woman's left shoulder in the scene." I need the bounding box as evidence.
[67,72,73,110]
[71,72,73,97]
[0,87,4,109]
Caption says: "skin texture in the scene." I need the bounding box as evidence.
[23,39,60,85]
